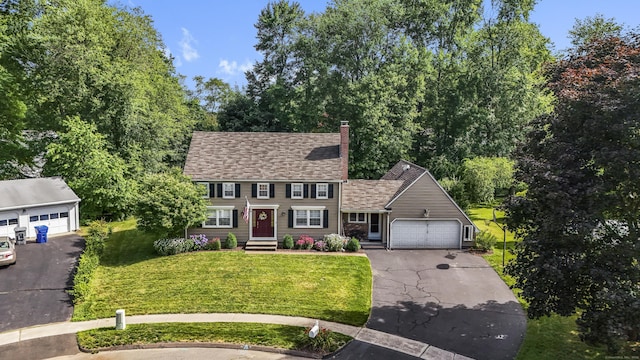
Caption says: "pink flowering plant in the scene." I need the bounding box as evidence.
[314,240,326,251]
[296,235,315,250]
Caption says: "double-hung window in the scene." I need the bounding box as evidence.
[292,206,324,228]
[222,183,235,199]
[203,207,233,228]
[316,183,328,199]
[257,183,270,199]
[291,183,303,199]
[196,182,209,198]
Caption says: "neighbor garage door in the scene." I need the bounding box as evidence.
[391,219,461,249]
[27,207,71,238]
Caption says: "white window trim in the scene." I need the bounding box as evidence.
[348,212,368,223]
[222,182,235,199]
[291,183,303,199]
[196,182,209,198]
[463,225,474,241]
[316,183,328,199]
[257,182,270,199]
[291,206,326,211]
[203,206,235,228]
[294,209,323,229]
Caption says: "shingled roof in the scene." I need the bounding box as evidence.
[184,131,343,181]
[341,180,405,211]
[381,160,428,199]
[0,177,80,211]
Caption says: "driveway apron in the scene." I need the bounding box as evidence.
[0,235,84,332]
[365,249,526,360]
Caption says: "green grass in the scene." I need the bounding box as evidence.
[469,205,638,360]
[73,220,372,326]
[77,322,351,354]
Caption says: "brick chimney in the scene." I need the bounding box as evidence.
[340,121,349,180]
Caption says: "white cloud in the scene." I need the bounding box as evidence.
[218,59,252,75]
[179,27,199,62]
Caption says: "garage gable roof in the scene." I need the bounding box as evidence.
[382,160,477,230]
[0,177,80,211]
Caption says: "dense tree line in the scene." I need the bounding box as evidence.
[0,0,207,226]
[218,0,553,179]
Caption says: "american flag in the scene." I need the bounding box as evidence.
[243,197,250,223]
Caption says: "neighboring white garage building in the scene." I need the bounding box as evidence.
[0,177,80,239]
[341,160,477,249]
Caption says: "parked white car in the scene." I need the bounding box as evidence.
[0,238,16,266]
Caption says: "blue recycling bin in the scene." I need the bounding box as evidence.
[35,225,49,243]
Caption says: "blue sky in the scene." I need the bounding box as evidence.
[128,0,640,89]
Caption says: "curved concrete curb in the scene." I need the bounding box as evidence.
[0,313,475,359]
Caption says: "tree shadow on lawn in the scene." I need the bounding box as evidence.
[100,228,159,267]
[367,300,526,360]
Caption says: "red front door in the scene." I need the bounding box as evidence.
[252,209,274,238]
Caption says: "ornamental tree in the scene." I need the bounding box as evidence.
[506,32,640,352]
[135,169,208,237]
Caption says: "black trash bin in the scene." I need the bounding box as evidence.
[35,225,49,243]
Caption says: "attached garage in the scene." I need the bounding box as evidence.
[390,219,461,249]
[0,177,80,239]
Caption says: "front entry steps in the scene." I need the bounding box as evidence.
[359,241,385,250]
[245,240,277,251]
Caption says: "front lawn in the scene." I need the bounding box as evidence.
[73,220,372,326]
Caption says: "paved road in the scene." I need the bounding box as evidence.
[0,235,84,332]
[366,249,526,360]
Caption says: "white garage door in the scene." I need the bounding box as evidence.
[28,209,70,237]
[391,220,461,249]
[0,218,19,238]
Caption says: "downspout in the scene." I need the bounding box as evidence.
[338,181,343,236]
[386,213,391,249]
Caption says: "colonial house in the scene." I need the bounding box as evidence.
[183,122,476,250]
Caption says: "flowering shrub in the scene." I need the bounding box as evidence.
[324,234,347,252]
[190,234,209,250]
[296,235,314,250]
[314,240,326,251]
[153,238,196,256]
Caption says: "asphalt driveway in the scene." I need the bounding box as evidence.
[0,234,84,332]
[365,249,526,360]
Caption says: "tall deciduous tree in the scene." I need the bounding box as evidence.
[43,117,135,220]
[568,13,623,51]
[506,32,640,352]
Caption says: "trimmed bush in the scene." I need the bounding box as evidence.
[324,234,347,252]
[282,234,294,249]
[296,235,314,250]
[225,232,237,249]
[474,230,497,252]
[70,251,99,304]
[346,237,361,252]
[204,238,221,251]
[153,238,196,256]
[85,220,110,256]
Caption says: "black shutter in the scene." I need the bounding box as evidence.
[323,210,329,228]
[288,210,294,228]
[286,184,291,198]
[208,183,215,198]
[328,184,334,198]
[311,184,317,199]
[303,184,309,198]
[235,184,241,198]
[217,183,223,198]
[232,210,238,228]
[251,184,257,198]
[269,184,275,197]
